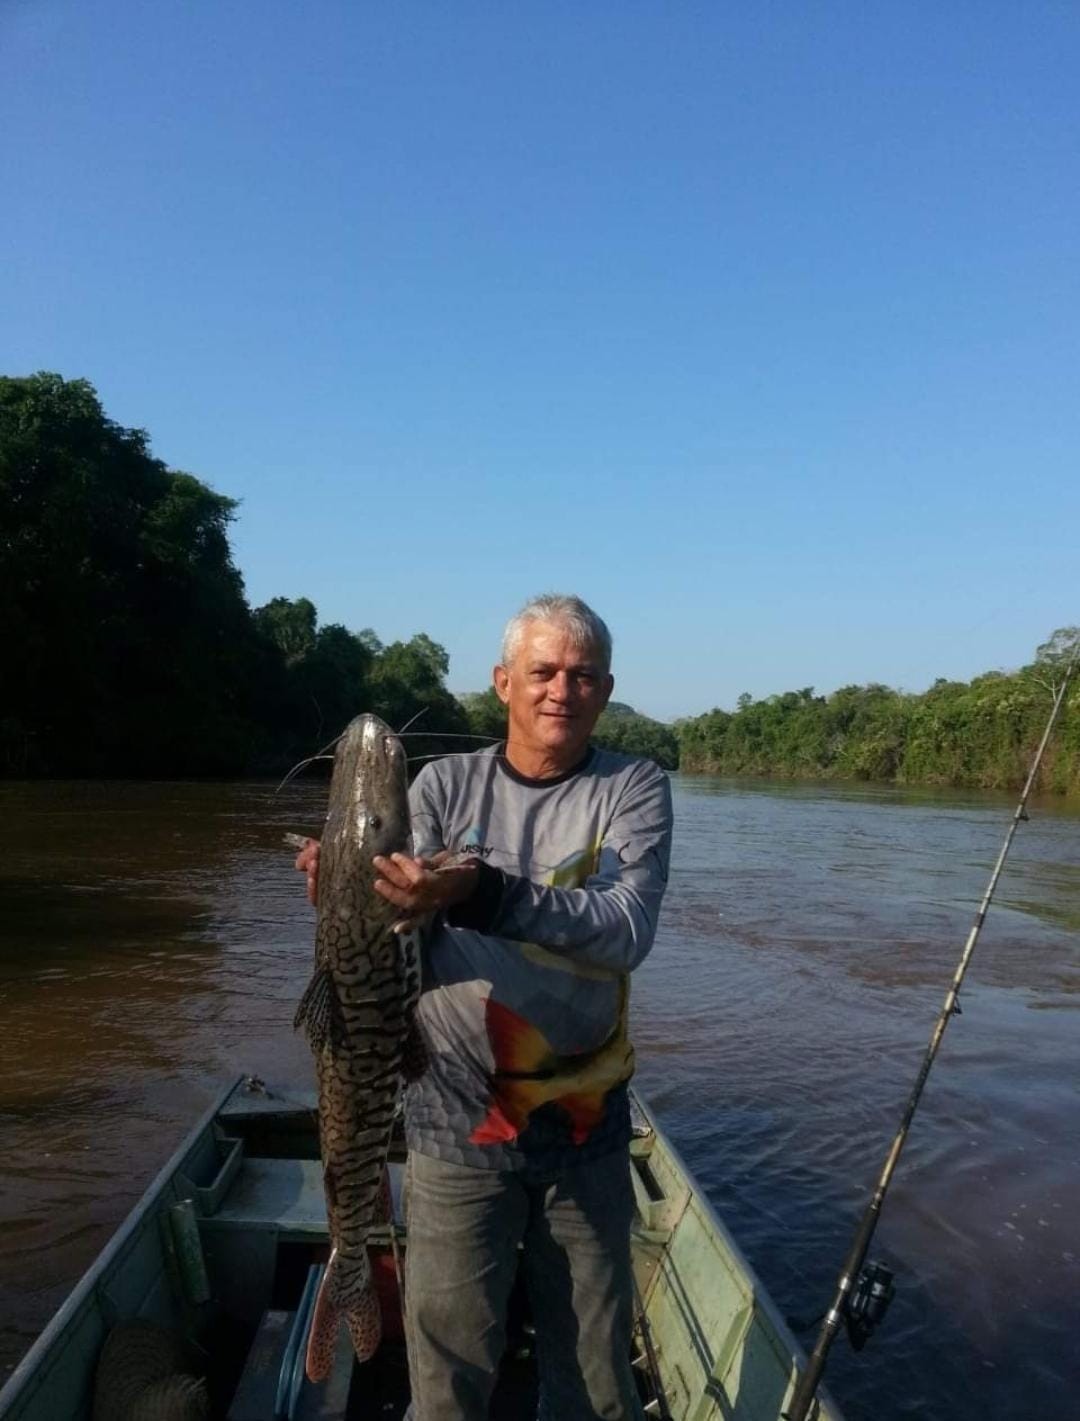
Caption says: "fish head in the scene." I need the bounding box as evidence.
[324,713,412,869]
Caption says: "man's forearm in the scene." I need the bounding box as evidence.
[446,862,662,972]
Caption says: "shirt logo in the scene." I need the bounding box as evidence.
[459,824,495,859]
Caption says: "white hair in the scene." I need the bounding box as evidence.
[501,594,612,672]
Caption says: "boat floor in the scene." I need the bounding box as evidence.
[223,1246,547,1420]
[225,1325,540,1421]
[342,1342,539,1419]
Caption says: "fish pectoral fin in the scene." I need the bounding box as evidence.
[293,966,345,1054]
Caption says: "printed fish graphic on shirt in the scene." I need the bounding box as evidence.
[469,986,634,1146]
[468,838,635,1146]
[549,844,600,890]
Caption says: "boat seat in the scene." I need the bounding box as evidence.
[227,1305,354,1420]
[201,1158,405,1238]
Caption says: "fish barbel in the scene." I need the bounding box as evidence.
[293,712,419,1382]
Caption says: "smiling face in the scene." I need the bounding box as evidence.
[493,618,614,777]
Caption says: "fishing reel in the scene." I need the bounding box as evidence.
[844,1260,895,1352]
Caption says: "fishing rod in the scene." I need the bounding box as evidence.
[785,650,1078,1421]
[631,1274,673,1421]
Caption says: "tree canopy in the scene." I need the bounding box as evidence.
[1,372,260,773]
[677,644,1079,793]
[0,373,467,775]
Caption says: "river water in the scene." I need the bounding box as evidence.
[0,775,1077,1419]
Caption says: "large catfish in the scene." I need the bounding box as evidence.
[294,713,420,1382]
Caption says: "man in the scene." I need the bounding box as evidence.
[299,594,673,1420]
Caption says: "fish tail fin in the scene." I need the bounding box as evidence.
[344,1288,383,1365]
[305,1248,382,1382]
[306,1251,342,1383]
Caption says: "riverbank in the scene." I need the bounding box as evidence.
[676,669,1080,794]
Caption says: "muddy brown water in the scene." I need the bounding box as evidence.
[0,775,1077,1420]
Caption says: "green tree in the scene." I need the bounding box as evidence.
[593,706,679,769]
[0,372,267,773]
[1029,627,1080,698]
[677,633,1077,793]
[253,597,318,666]
[369,636,471,746]
[458,688,508,740]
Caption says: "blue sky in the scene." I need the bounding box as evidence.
[4,1,1078,720]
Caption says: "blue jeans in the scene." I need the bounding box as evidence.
[402,1148,644,1421]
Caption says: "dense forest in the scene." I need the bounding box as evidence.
[2,373,1074,789]
[676,634,1080,793]
[0,373,469,776]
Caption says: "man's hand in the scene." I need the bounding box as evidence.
[294,840,478,930]
[373,852,480,927]
[294,837,320,906]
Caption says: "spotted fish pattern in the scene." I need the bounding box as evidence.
[294,713,421,1381]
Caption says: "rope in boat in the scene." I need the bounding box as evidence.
[784,648,1079,1421]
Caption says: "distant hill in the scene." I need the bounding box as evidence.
[593,705,678,769]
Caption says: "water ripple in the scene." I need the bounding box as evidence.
[1,776,1078,1417]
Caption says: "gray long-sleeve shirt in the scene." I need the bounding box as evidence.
[403,743,673,1170]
